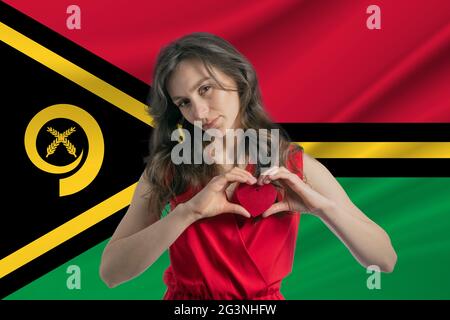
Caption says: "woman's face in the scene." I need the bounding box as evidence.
[167,59,241,134]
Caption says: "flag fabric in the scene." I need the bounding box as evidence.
[1,0,449,300]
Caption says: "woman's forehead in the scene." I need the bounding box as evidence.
[168,60,210,91]
[167,60,209,96]
[167,60,230,97]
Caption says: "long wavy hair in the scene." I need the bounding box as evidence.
[145,32,301,218]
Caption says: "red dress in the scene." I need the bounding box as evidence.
[163,145,304,300]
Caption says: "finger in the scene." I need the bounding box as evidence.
[260,166,279,176]
[276,167,307,185]
[262,201,290,218]
[267,171,302,191]
[258,166,279,185]
[213,174,247,191]
[237,171,257,184]
[222,174,250,187]
[223,202,251,218]
[226,167,255,182]
[276,166,290,173]
[230,167,256,182]
[217,174,253,194]
[225,172,256,184]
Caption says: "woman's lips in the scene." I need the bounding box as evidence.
[203,116,221,130]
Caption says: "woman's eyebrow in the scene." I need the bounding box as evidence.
[172,76,211,101]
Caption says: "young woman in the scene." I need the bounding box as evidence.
[100,33,397,299]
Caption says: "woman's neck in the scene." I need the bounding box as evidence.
[211,130,252,173]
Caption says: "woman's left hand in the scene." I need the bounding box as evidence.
[258,166,334,218]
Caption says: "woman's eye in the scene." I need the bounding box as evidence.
[199,85,211,95]
[176,85,210,107]
[177,100,190,108]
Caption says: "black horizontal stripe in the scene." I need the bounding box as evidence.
[279,123,450,142]
[318,158,450,177]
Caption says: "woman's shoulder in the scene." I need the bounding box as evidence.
[287,142,304,156]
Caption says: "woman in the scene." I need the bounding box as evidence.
[99,33,397,299]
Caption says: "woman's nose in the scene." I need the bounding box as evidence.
[190,99,209,121]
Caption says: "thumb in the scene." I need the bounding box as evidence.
[262,201,290,218]
[223,202,251,218]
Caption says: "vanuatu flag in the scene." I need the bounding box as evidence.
[1,0,450,301]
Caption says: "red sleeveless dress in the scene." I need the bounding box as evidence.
[163,145,304,300]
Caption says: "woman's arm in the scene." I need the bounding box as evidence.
[100,167,253,288]
[260,152,397,273]
[302,153,397,272]
[99,173,197,288]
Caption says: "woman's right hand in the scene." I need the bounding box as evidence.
[185,167,257,220]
